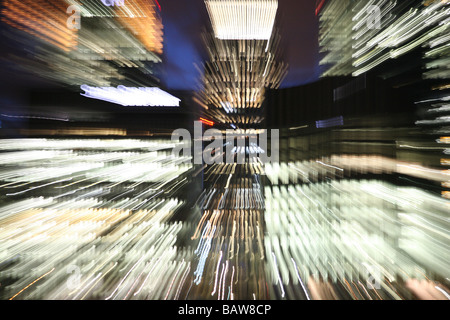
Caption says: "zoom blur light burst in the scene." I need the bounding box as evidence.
[198,0,288,126]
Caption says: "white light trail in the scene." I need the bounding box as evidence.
[205,0,278,40]
[81,85,181,107]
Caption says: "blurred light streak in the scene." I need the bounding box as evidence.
[434,286,450,299]
[291,258,311,300]
[1,0,78,51]
[271,252,285,298]
[198,0,287,125]
[114,0,163,55]
[316,116,344,129]
[319,0,450,77]
[9,268,55,300]
[264,169,449,299]
[0,138,194,300]
[211,250,223,296]
[80,85,181,107]
[199,118,215,126]
[0,114,70,122]
[189,162,267,299]
[205,0,278,40]
[1,0,164,87]
[315,0,327,16]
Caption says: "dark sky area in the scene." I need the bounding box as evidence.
[161,0,321,90]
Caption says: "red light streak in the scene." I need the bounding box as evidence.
[155,0,161,11]
[315,0,326,16]
[200,118,214,126]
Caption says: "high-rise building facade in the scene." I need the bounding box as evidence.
[199,0,288,127]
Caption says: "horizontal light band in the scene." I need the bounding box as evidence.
[80,85,181,106]
[316,116,344,128]
[205,0,278,40]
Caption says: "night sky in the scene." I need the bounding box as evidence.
[161,0,321,90]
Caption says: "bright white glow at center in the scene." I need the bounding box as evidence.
[205,0,278,40]
[80,85,181,107]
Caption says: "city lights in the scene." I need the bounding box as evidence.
[0,0,449,307]
[1,0,79,51]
